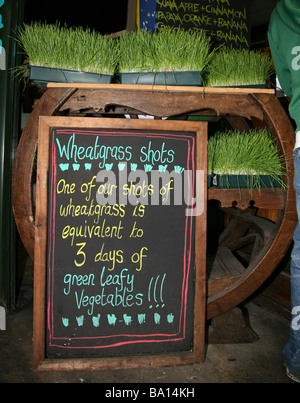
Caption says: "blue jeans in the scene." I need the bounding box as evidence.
[283,147,300,374]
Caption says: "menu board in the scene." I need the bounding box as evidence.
[33,117,207,370]
[139,0,251,49]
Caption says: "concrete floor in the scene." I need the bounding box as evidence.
[0,293,295,383]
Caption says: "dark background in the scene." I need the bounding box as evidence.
[24,0,129,34]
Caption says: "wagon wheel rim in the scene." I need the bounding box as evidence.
[11,86,297,320]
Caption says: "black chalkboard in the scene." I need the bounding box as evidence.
[139,0,251,50]
[34,116,207,370]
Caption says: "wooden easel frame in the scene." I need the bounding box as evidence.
[33,116,207,371]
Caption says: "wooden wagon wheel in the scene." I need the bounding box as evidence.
[11,84,297,320]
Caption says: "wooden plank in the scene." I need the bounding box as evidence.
[33,116,50,369]
[209,247,245,281]
[194,122,207,359]
[59,88,266,121]
[240,215,275,240]
[207,277,241,297]
[126,0,137,32]
[207,246,245,297]
[36,351,201,372]
[208,188,285,210]
[46,82,275,94]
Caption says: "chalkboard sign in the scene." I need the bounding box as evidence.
[33,116,207,371]
[139,0,251,50]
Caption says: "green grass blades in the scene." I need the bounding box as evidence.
[118,29,215,73]
[206,49,273,87]
[13,22,118,75]
[207,128,285,190]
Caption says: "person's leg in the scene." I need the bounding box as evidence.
[284,148,300,381]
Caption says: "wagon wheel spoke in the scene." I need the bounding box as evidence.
[218,205,256,247]
[207,207,275,298]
